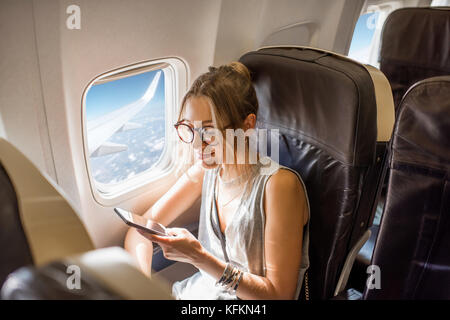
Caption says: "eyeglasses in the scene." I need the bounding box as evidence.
[174,121,220,145]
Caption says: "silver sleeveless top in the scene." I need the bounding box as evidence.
[171,157,310,300]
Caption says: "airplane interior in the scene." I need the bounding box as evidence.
[0,0,449,302]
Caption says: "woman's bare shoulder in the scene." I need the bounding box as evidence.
[264,168,308,225]
[265,168,303,193]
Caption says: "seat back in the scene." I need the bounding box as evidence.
[364,76,450,300]
[0,138,94,273]
[379,7,450,108]
[240,47,393,299]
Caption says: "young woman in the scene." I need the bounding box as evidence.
[124,62,310,300]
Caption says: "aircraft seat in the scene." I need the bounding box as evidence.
[351,6,450,292]
[364,76,450,299]
[1,247,173,299]
[0,139,174,299]
[239,47,395,299]
[379,7,450,109]
[0,138,94,277]
[0,138,94,286]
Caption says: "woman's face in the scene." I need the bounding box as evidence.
[182,96,222,169]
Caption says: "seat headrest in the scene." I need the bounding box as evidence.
[393,76,450,171]
[240,47,390,165]
[380,8,450,72]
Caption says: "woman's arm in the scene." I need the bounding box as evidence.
[146,168,308,299]
[142,163,205,225]
[124,163,204,276]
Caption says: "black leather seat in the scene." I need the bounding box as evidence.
[379,7,450,109]
[0,164,33,287]
[2,247,173,300]
[351,7,450,289]
[2,262,121,300]
[240,47,390,299]
[364,76,450,300]
[0,138,94,268]
[0,138,96,299]
[0,140,177,300]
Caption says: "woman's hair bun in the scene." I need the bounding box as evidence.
[228,61,251,81]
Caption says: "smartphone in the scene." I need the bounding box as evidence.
[114,207,168,236]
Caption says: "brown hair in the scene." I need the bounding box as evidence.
[175,62,258,177]
[178,61,258,131]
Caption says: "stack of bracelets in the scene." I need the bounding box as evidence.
[215,263,244,294]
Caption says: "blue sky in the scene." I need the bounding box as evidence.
[348,12,379,58]
[86,69,165,121]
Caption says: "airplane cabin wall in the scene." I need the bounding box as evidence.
[213,0,364,65]
[33,0,223,247]
[0,0,58,181]
[1,0,374,247]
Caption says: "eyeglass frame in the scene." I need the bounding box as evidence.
[174,121,232,144]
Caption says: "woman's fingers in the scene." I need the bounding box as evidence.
[137,229,172,243]
[137,227,194,249]
[164,228,175,237]
[166,227,190,237]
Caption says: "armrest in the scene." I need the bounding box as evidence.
[356,224,380,266]
[334,229,371,296]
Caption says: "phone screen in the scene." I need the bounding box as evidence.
[114,208,167,236]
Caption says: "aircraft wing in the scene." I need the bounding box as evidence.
[87,71,161,157]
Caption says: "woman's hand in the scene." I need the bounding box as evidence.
[137,227,205,267]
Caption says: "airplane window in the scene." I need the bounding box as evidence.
[348,1,406,68]
[348,12,380,67]
[431,0,450,6]
[85,68,166,187]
